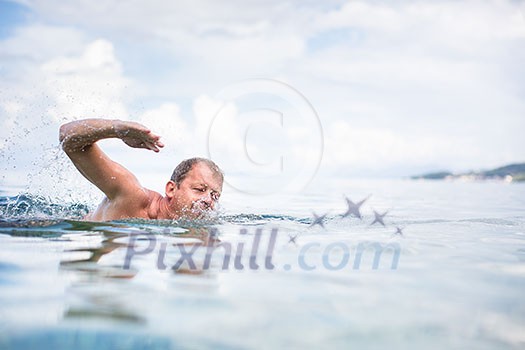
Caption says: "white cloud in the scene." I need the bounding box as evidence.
[0,24,86,62]
[193,94,245,170]
[314,1,525,48]
[42,39,130,122]
[323,120,477,171]
[19,0,308,76]
[1,0,524,191]
[138,103,187,145]
[0,26,134,196]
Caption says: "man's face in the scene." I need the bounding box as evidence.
[171,162,223,218]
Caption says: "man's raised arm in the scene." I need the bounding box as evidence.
[59,119,164,200]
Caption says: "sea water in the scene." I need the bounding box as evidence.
[0,179,524,349]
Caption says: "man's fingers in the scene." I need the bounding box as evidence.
[147,137,164,149]
[144,141,161,152]
[148,132,161,140]
[124,129,163,151]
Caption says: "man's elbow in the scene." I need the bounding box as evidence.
[59,122,76,152]
[59,124,67,144]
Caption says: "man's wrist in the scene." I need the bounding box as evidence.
[112,119,128,138]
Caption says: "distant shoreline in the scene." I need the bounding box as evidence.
[411,163,525,182]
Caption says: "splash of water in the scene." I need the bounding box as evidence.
[0,193,90,222]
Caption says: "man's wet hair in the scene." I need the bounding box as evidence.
[170,157,224,187]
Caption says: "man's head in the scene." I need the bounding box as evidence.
[165,158,224,218]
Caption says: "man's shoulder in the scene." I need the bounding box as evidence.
[87,187,164,221]
[144,188,164,204]
[107,187,162,219]
[127,186,162,204]
[112,186,160,208]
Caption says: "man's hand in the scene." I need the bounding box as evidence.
[115,121,165,153]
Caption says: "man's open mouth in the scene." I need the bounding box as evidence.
[189,201,213,217]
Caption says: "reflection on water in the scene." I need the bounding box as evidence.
[0,216,227,331]
[55,221,224,326]
[1,180,525,349]
[59,223,143,325]
[3,329,173,350]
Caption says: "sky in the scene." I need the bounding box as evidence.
[0,0,524,198]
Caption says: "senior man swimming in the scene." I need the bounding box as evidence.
[59,118,223,221]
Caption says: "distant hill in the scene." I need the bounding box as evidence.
[411,163,525,182]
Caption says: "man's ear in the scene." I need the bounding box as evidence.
[165,180,177,199]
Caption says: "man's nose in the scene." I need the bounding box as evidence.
[201,193,214,209]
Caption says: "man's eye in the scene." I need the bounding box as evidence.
[194,188,205,192]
